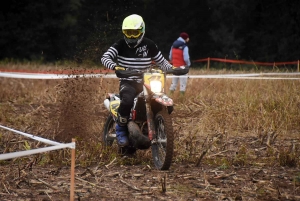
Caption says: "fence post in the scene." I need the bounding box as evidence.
[207,57,210,70]
[70,138,76,201]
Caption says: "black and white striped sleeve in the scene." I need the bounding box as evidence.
[153,51,173,71]
[101,46,118,70]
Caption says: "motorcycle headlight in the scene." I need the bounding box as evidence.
[150,80,162,93]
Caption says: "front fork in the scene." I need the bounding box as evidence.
[144,86,156,141]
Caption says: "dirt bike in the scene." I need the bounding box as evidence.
[102,65,188,170]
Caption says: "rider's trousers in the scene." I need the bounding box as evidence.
[118,80,143,119]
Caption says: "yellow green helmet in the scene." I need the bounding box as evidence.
[122,14,145,48]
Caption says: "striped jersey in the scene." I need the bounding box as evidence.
[101,37,172,81]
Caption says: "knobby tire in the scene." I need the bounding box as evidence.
[151,109,174,170]
[103,114,115,147]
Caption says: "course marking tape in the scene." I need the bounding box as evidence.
[0,72,116,79]
[0,142,75,160]
[0,125,61,146]
[0,125,75,160]
[1,72,300,80]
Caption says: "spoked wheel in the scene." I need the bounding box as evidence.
[103,114,136,155]
[103,114,116,147]
[151,109,174,170]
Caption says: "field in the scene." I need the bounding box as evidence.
[1,65,300,200]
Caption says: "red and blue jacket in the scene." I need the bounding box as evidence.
[169,37,191,68]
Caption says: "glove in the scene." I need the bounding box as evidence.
[172,65,189,75]
[115,66,125,70]
[172,65,186,69]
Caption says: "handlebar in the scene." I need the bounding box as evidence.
[115,70,143,78]
[166,67,189,75]
[115,66,189,78]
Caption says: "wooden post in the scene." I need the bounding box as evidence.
[207,57,210,70]
[70,138,76,201]
[298,60,299,72]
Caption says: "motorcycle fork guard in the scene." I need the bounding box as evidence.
[153,95,174,115]
[154,95,173,107]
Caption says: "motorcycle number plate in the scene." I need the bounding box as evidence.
[144,73,164,88]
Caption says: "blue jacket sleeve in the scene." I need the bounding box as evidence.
[169,47,172,61]
[183,46,191,67]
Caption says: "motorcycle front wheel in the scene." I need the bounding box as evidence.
[151,109,174,170]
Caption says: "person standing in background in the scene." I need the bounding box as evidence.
[169,32,191,96]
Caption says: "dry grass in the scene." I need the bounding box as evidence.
[169,68,300,167]
[181,73,300,136]
[1,65,300,200]
[0,65,300,168]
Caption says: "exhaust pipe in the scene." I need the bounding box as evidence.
[127,121,151,150]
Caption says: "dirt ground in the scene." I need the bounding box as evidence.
[1,77,300,201]
[1,137,300,201]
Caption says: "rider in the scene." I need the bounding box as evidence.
[101,14,173,147]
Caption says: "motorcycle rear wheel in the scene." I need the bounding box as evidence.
[151,109,174,170]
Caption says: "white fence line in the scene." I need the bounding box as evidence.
[0,124,76,200]
[0,142,74,160]
[0,124,75,160]
[0,125,62,146]
[0,71,300,80]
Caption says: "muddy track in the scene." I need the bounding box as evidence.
[1,139,300,201]
[1,77,300,200]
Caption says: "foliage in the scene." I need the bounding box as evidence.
[1,1,300,63]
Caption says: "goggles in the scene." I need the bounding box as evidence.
[123,29,143,39]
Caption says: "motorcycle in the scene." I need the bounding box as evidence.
[102,65,188,170]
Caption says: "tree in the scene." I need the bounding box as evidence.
[246,1,300,61]
[207,0,255,60]
[0,0,81,61]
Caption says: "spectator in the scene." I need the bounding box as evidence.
[169,32,191,96]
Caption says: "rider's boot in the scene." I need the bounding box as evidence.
[115,124,129,147]
[115,114,129,147]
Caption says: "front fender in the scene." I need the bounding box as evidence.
[154,96,173,106]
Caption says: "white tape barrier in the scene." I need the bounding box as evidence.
[179,76,300,80]
[0,125,75,160]
[0,72,117,79]
[0,125,61,145]
[169,72,300,79]
[0,142,75,160]
[1,71,300,79]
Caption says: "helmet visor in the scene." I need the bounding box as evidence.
[123,29,143,39]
